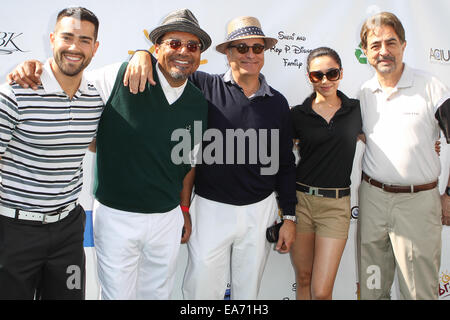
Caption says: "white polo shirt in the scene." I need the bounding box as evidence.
[360,64,448,185]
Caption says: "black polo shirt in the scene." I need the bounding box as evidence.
[290,90,362,188]
[190,70,297,216]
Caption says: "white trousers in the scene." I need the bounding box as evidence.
[93,200,184,300]
[182,192,278,300]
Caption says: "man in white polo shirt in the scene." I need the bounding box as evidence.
[357,12,450,300]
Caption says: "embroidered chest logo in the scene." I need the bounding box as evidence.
[403,112,419,116]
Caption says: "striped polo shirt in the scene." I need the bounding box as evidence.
[0,60,104,212]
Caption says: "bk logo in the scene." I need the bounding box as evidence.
[0,32,27,55]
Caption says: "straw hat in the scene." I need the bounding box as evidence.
[149,9,212,52]
[215,16,278,54]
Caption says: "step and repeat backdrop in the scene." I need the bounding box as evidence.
[1,0,449,300]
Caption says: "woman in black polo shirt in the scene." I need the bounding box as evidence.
[290,47,362,300]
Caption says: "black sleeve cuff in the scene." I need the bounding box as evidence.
[435,98,450,143]
[281,204,296,217]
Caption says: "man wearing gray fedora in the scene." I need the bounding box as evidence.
[89,8,211,300]
[125,16,297,300]
[7,8,211,300]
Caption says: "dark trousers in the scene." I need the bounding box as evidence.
[0,205,86,300]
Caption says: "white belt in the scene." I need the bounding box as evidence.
[0,203,77,224]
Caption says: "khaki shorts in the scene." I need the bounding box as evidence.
[295,190,351,239]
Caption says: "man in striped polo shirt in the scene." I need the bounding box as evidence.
[0,7,103,299]
[7,8,211,300]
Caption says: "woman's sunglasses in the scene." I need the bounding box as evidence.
[228,43,265,54]
[308,68,341,83]
[160,39,202,53]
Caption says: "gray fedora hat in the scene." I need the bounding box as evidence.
[149,8,212,53]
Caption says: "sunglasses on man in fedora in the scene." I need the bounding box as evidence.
[308,68,341,83]
[160,39,202,52]
[228,43,265,54]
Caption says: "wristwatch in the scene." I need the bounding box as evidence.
[446,186,450,196]
[282,215,297,224]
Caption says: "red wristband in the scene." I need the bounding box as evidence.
[180,205,190,213]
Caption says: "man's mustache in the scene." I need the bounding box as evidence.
[61,50,85,59]
[170,54,194,64]
[377,55,395,63]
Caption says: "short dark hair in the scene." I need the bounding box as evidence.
[306,47,342,72]
[360,12,405,50]
[56,7,99,40]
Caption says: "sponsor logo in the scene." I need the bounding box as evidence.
[0,32,27,55]
[278,282,296,300]
[439,270,450,299]
[268,30,310,70]
[351,206,359,219]
[355,43,367,64]
[430,48,450,64]
[83,210,94,247]
[224,283,231,300]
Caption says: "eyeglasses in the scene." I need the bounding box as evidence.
[160,39,202,53]
[228,43,265,54]
[308,68,341,83]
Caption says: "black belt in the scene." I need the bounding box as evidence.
[296,183,350,199]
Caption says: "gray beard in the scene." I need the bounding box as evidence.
[169,68,189,80]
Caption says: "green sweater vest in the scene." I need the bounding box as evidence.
[94,62,207,213]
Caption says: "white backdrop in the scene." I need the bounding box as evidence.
[1,0,449,300]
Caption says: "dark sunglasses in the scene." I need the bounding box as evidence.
[308,68,341,83]
[228,43,265,54]
[160,39,202,52]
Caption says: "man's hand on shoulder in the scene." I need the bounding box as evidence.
[123,50,155,94]
[7,60,43,90]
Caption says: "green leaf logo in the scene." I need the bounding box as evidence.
[355,43,367,64]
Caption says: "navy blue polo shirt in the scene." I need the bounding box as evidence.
[189,70,297,216]
[290,90,362,188]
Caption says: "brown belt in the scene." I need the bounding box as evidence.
[362,172,438,193]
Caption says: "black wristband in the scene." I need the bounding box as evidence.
[446,186,450,196]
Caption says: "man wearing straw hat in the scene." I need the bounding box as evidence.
[125,16,297,300]
[7,8,211,300]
